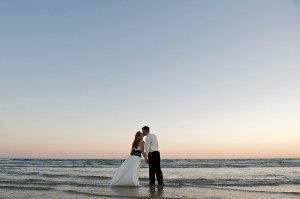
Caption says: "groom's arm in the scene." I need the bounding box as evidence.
[145,136,151,156]
[140,141,147,160]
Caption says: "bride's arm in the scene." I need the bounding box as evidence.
[140,141,147,160]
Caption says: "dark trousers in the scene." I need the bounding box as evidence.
[148,151,164,185]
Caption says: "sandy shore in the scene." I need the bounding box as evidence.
[1,185,299,199]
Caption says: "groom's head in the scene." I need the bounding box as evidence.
[142,126,150,136]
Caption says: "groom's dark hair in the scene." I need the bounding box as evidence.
[142,126,150,131]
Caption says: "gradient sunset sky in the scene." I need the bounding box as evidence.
[1,0,299,159]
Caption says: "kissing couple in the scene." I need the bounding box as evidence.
[110,126,164,186]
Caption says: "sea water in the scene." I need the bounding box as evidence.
[0,158,299,198]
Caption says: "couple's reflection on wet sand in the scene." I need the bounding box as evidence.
[110,186,139,197]
[149,185,164,198]
[109,186,139,197]
[109,185,164,198]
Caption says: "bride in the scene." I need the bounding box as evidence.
[110,131,147,186]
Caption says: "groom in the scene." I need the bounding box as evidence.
[142,126,164,186]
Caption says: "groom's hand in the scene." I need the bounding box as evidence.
[145,159,149,163]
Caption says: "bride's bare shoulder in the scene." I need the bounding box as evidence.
[139,140,145,145]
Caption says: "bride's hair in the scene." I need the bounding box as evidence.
[132,131,141,149]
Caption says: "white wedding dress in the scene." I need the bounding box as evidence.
[109,146,142,186]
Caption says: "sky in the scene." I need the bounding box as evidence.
[0,0,300,159]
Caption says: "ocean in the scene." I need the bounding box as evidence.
[0,158,300,198]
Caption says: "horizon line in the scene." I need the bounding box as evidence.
[1,157,299,160]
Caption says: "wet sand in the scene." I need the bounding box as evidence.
[1,185,300,199]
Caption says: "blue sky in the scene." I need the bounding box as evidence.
[1,0,300,158]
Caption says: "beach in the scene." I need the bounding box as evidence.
[0,158,300,198]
